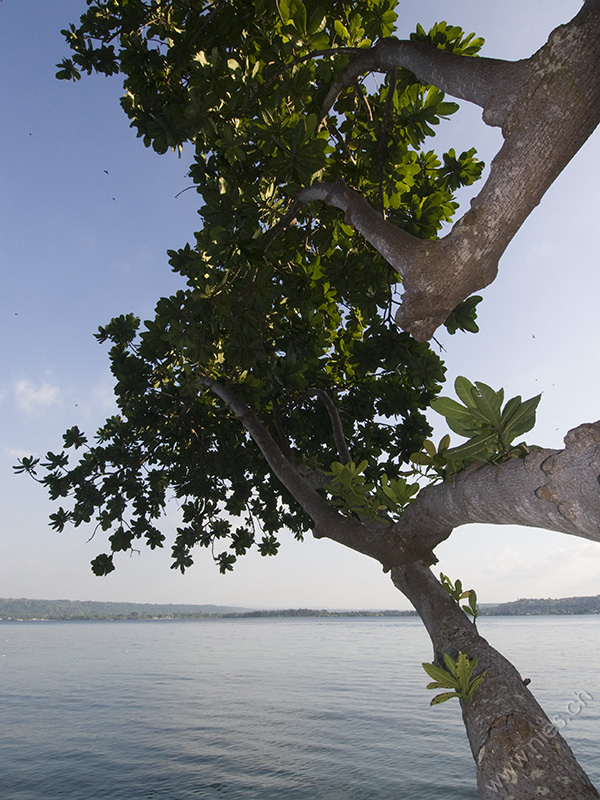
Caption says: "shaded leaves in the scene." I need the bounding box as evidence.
[28,2,492,573]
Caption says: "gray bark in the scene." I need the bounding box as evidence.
[390,421,600,559]
[391,563,600,799]
[204,377,600,568]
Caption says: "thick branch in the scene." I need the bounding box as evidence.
[304,4,600,341]
[392,422,600,557]
[200,376,431,568]
[391,563,600,799]
[320,38,526,127]
[273,180,425,271]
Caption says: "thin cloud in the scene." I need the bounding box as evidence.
[4,446,36,460]
[13,379,62,413]
[483,541,600,600]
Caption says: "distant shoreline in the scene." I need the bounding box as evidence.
[1,595,600,621]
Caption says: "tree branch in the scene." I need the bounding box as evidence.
[391,563,600,799]
[390,422,600,557]
[301,5,600,341]
[320,38,526,128]
[199,376,433,568]
[264,180,426,272]
[309,388,352,464]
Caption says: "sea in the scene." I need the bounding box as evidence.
[1,615,598,799]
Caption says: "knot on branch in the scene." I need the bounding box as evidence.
[564,421,600,452]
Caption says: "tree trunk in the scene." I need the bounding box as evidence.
[204,367,600,798]
[391,563,600,799]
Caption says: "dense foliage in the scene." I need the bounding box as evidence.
[19,0,489,575]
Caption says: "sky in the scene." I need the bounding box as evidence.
[1,0,599,610]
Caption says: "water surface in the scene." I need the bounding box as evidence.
[1,616,598,799]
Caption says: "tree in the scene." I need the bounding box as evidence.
[17,1,600,797]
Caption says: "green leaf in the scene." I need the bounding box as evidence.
[422,440,437,457]
[438,434,451,452]
[91,553,115,576]
[334,19,349,41]
[431,397,482,437]
[13,456,40,476]
[444,430,498,465]
[63,426,88,449]
[55,58,81,82]
[443,652,459,677]
[455,652,475,683]
[473,382,504,428]
[500,393,541,441]
[454,376,476,408]
[49,507,71,532]
[290,0,307,35]
[430,691,460,706]
[426,681,450,690]
[278,0,291,23]
[444,296,482,333]
[422,661,457,687]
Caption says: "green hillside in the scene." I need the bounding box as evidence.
[1,595,599,620]
[0,598,247,620]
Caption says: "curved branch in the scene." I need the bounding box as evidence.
[391,563,600,798]
[266,180,425,272]
[201,375,331,521]
[320,37,527,128]
[391,422,600,558]
[199,376,431,568]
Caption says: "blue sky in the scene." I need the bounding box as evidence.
[1,0,599,609]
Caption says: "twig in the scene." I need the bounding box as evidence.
[309,389,352,464]
[378,70,397,215]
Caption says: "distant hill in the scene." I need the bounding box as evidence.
[481,595,600,616]
[1,594,599,621]
[0,598,249,620]
[219,608,416,618]
[0,598,415,620]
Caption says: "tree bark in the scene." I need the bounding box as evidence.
[391,563,600,799]
[389,421,600,558]
[203,374,600,567]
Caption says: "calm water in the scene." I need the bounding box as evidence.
[1,616,598,799]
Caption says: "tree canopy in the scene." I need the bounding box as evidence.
[16,1,600,798]
[25,0,488,575]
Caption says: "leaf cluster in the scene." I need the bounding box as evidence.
[422,651,487,706]
[443,294,482,335]
[440,573,479,621]
[325,459,419,521]
[23,3,490,574]
[410,21,485,56]
[412,377,541,477]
